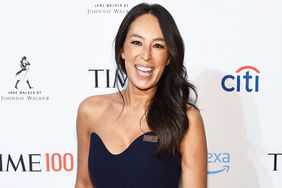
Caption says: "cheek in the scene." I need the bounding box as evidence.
[153,52,169,67]
[123,44,140,61]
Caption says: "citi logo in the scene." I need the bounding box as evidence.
[221,66,260,92]
[208,152,230,175]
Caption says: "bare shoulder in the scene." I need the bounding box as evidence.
[78,95,108,113]
[77,93,119,118]
[186,107,204,128]
[75,94,118,188]
[180,109,207,188]
[181,106,207,153]
[76,92,121,132]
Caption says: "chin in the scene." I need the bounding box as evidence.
[132,80,158,91]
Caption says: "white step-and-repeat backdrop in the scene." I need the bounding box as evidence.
[0,0,281,187]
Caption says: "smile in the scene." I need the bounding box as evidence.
[135,65,154,78]
[135,65,154,72]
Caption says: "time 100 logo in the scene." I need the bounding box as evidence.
[0,153,74,172]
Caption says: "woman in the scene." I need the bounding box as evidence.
[75,3,207,188]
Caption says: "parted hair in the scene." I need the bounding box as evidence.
[114,3,198,157]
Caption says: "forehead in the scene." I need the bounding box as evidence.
[127,14,164,39]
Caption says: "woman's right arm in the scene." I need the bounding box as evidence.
[75,100,94,188]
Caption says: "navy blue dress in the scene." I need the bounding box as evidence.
[88,132,181,188]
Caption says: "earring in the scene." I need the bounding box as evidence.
[166,59,170,66]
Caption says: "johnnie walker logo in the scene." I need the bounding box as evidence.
[15,56,33,89]
[0,56,50,102]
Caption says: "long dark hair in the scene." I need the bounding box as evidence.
[114,3,198,157]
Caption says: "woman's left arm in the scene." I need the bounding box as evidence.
[180,108,207,188]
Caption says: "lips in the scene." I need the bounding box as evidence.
[135,64,154,78]
[135,65,153,72]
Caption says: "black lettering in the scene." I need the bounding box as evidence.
[268,153,282,171]
[6,154,26,172]
[106,69,110,88]
[114,72,127,88]
[29,154,42,172]
[88,69,104,88]
[0,154,2,171]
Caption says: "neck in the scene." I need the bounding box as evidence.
[122,84,156,110]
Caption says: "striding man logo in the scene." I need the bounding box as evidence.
[15,56,33,89]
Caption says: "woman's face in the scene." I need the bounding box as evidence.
[122,14,169,91]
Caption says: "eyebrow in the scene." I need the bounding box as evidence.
[129,34,165,42]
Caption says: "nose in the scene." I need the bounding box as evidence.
[141,45,152,61]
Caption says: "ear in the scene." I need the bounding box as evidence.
[121,48,125,59]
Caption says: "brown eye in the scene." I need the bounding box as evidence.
[131,41,142,46]
[153,43,165,49]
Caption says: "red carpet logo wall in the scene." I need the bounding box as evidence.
[1,0,281,187]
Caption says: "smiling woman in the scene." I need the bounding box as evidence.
[75,3,207,188]
[121,14,169,91]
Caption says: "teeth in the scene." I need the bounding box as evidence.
[136,65,153,72]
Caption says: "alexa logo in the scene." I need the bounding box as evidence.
[221,66,260,92]
[208,152,230,175]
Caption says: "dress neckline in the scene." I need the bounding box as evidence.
[90,131,155,156]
